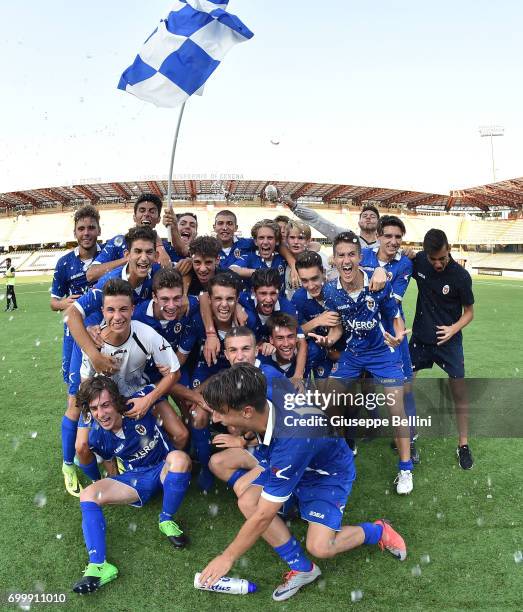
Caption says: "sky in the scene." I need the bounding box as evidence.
[1,0,522,196]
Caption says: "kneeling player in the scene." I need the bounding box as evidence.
[199,365,407,601]
[72,376,191,594]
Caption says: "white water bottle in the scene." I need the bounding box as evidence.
[194,573,257,595]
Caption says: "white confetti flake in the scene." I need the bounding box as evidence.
[56,534,63,540]
[436,512,444,520]
[514,551,522,564]
[34,492,47,508]
[350,590,363,602]
[317,578,327,591]
[420,554,431,564]
[9,315,13,321]
[476,517,484,527]
[128,522,137,533]
[208,503,219,517]
[411,564,422,577]
[35,339,41,347]
[30,431,37,439]
[486,494,493,499]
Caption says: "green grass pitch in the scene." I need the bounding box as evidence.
[1,275,522,611]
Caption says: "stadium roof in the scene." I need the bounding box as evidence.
[1,177,522,213]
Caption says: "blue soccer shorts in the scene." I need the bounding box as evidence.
[330,347,405,386]
[109,461,165,507]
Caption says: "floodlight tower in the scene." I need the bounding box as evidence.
[479,125,504,183]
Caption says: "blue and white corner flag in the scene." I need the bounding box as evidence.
[118,0,253,108]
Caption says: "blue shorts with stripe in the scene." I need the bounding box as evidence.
[331,347,404,386]
[251,467,354,531]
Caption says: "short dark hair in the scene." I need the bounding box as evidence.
[214,210,237,225]
[378,215,406,236]
[102,278,134,303]
[177,212,198,226]
[202,364,267,414]
[274,214,290,225]
[134,193,162,216]
[294,250,324,272]
[76,376,127,420]
[252,268,281,291]
[74,204,100,227]
[423,229,449,254]
[5,258,12,264]
[266,312,299,336]
[125,226,158,251]
[208,272,242,297]
[224,326,256,345]
[359,205,380,219]
[333,231,361,254]
[152,268,183,293]
[189,235,221,259]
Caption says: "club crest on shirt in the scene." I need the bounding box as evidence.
[331,362,338,373]
[83,412,92,424]
[135,424,147,436]
[278,265,284,274]
[365,296,376,311]
[174,322,182,334]
[316,366,325,377]
[192,379,201,388]
[234,248,241,258]
[442,284,450,295]
[386,271,393,281]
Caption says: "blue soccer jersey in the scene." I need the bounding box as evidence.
[87,410,171,471]
[234,251,287,290]
[251,385,355,530]
[51,246,101,382]
[133,296,199,352]
[73,263,161,323]
[360,248,413,318]
[323,273,400,355]
[178,311,258,387]
[258,352,311,380]
[220,237,255,269]
[239,290,301,342]
[92,233,182,266]
[256,358,286,400]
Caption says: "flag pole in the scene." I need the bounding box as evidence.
[166,101,186,211]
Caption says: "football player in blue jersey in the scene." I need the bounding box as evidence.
[292,251,342,382]
[177,273,257,491]
[239,269,307,375]
[86,193,178,283]
[360,216,419,461]
[209,327,286,494]
[198,365,407,601]
[72,376,191,594]
[51,205,102,496]
[320,231,414,494]
[213,210,256,268]
[230,219,287,290]
[258,312,309,385]
[161,210,199,255]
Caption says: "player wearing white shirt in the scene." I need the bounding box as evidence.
[75,278,187,480]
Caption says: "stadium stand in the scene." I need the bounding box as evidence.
[1,178,522,276]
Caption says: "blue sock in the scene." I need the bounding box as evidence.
[273,537,313,572]
[404,391,417,440]
[399,459,414,472]
[227,469,247,488]
[79,458,101,482]
[80,501,106,564]
[159,472,190,522]
[61,416,78,464]
[190,426,211,468]
[358,522,383,545]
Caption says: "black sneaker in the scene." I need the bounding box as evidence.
[346,438,358,457]
[457,445,474,470]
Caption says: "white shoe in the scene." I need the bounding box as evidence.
[272,563,322,601]
[395,470,413,495]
